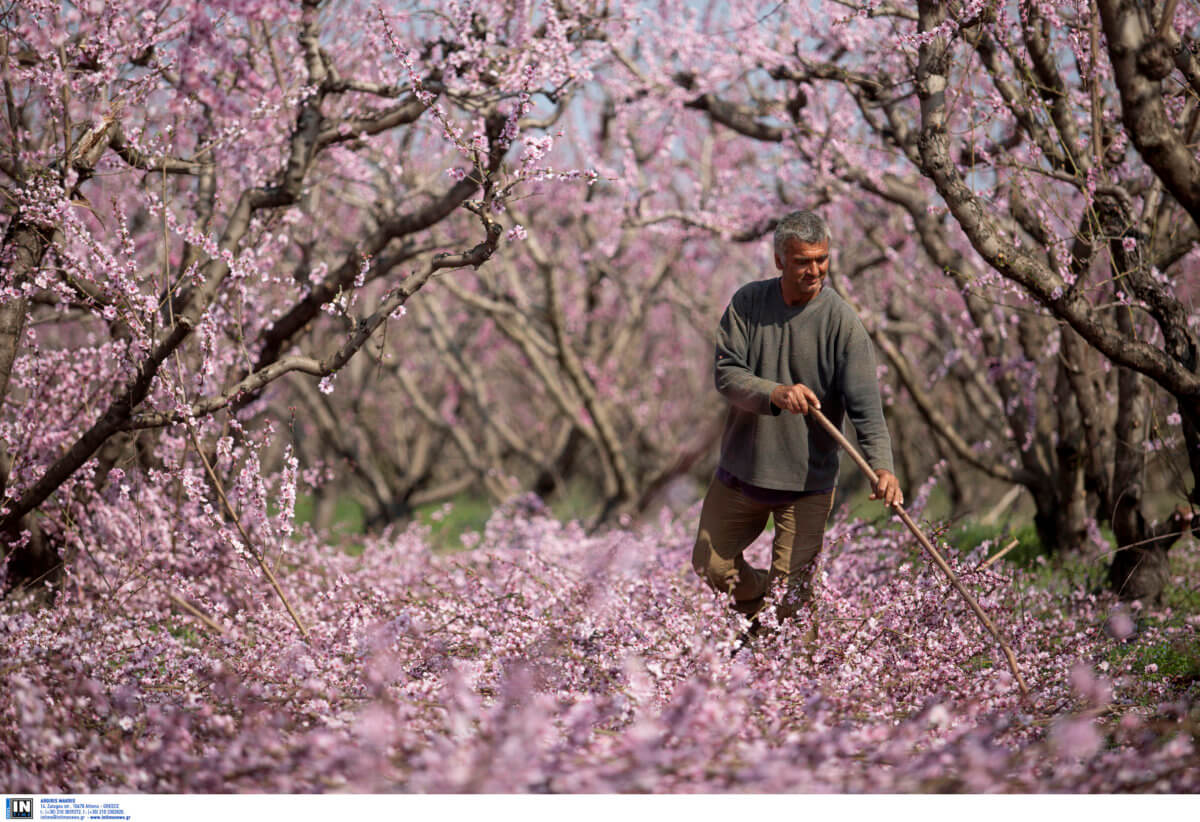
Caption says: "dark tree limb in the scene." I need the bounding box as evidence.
[121,210,504,432]
[110,126,207,175]
[315,92,431,149]
[0,7,338,532]
[913,0,1200,400]
[248,173,481,378]
[684,93,786,142]
[1098,0,1200,230]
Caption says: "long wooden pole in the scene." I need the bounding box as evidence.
[808,407,1031,699]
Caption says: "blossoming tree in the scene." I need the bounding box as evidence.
[2,0,1199,796]
[607,0,1200,599]
[0,0,620,590]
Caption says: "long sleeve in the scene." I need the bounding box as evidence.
[838,319,895,474]
[713,280,889,492]
[714,295,781,417]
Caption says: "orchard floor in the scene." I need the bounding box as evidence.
[2,493,1198,792]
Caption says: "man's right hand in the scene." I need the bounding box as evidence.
[770,383,821,415]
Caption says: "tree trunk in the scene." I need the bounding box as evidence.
[0,219,62,594]
[1042,351,1091,554]
[1031,480,1089,554]
[1104,261,1175,601]
[1108,503,1190,603]
[1182,403,1200,538]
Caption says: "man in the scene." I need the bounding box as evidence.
[692,210,902,635]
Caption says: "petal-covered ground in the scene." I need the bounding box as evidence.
[2,491,1198,792]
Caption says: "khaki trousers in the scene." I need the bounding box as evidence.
[691,476,835,621]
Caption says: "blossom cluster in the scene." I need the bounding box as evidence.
[1,489,1196,793]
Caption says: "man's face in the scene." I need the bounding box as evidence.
[775,237,830,304]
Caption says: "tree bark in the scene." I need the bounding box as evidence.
[0,219,54,590]
[1098,0,1200,230]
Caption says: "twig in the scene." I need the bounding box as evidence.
[807,407,1031,700]
[182,419,310,640]
[168,592,228,635]
[979,538,1021,570]
[155,164,307,641]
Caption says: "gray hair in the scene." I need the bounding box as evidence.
[774,211,831,257]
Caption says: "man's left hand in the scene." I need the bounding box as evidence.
[870,470,903,508]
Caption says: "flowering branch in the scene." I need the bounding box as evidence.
[123,203,505,431]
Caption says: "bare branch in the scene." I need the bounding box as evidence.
[623,209,775,242]
[684,92,786,142]
[828,0,917,20]
[315,93,430,149]
[1020,5,1090,175]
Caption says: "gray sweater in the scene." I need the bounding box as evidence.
[715,278,894,492]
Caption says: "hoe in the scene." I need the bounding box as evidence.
[808,407,1031,700]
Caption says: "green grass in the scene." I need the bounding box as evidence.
[293,493,366,535]
[1161,582,1200,613]
[289,491,496,554]
[165,622,202,645]
[946,520,1045,567]
[1123,639,1200,681]
[1106,632,1200,706]
[1100,541,1200,703]
[287,479,606,555]
[415,495,494,553]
